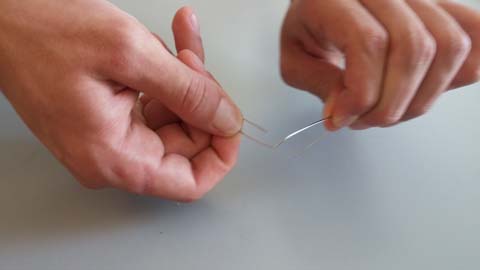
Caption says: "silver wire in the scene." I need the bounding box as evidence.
[288,134,326,160]
[243,119,268,133]
[241,116,332,149]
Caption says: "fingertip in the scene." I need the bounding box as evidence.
[173,6,195,28]
[323,89,338,118]
[188,134,242,198]
[172,6,205,62]
[211,133,242,167]
[324,119,339,132]
[172,6,198,36]
[180,6,199,32]
[212,98,244,137]
[170,49,241,138]
[349,121,369,130]
[178,51,236,136]
[323,88,340,130]
[323,87,358,131]
[333,115,359,130]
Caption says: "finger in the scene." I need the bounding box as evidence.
[140,94,154,106]
[148,50,217,156]
[186,134,241,201]
[143,99,179,130]
[107,33,243,137]
[172,6,205,62]
[149,133,241,202]
[177,49,210,77]
[352,0,436,128]
[106,120,241,202]
[108,47,240,202]
[135,40,185,135]
[296,0,389,130]
[280,39,343,131]
[150,49,240,201]
[71,171,108,190]
[438,1,480,88]
[156,123,211,159]
[151,32,174,55]
[142,49,219,133]
[143,7,208,131]
[400,0,471,121]
[280,14,344,101]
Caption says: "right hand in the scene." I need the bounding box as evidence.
[280,0,480,130]
[0,1,243,202]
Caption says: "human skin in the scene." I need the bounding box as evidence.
[0,1,243,202]
[2,0,479,201]
[281,0,480,130]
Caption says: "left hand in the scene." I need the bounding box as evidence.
[0,2,241,202]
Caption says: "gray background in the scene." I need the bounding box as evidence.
[1,0,480,269]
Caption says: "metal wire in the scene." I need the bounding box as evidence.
[241,116,332,149]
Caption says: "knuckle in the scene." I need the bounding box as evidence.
[109,16,144,47]
[379,115,402,127]
[76,138,147,194]
[104,17,148,75]
[406,104,429,119]
[280,55,302,89]
[461,64,480,84]
[108,152,155,195]
[349,92,378,115]
[368,110,403,127]
[60,144,107,187]
[110,164,146,194]
[437,30,472,59]
[357,25,389,55]
[60,131,152,195]
[181,76,208,114]
[401,31,437,67]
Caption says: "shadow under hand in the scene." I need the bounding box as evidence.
[0,138,191,250]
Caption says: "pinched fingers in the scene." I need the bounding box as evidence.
[285,0,479,130]
[349,0,436,129]
[400,0,471,122]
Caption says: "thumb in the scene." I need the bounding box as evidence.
[113,40,243,137]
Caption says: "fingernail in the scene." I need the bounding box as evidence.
[190,12,200,33]
[213,98,243,136]
[332,115,358,129]
[323,90,339,119]
[323,89,342,131]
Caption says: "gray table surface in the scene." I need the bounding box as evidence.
[1,0,480,269]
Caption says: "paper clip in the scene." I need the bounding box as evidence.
[241,117,332,149]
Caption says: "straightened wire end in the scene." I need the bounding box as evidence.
[241,116,332,150]
[243,118,269,133]
[240,130,277,149]
[288,135,325,160]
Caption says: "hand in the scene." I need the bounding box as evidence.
[0,1,243,202]
[280,0,480,130]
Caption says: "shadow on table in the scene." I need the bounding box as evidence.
[0,138,198,249]
[0,128,379,254]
